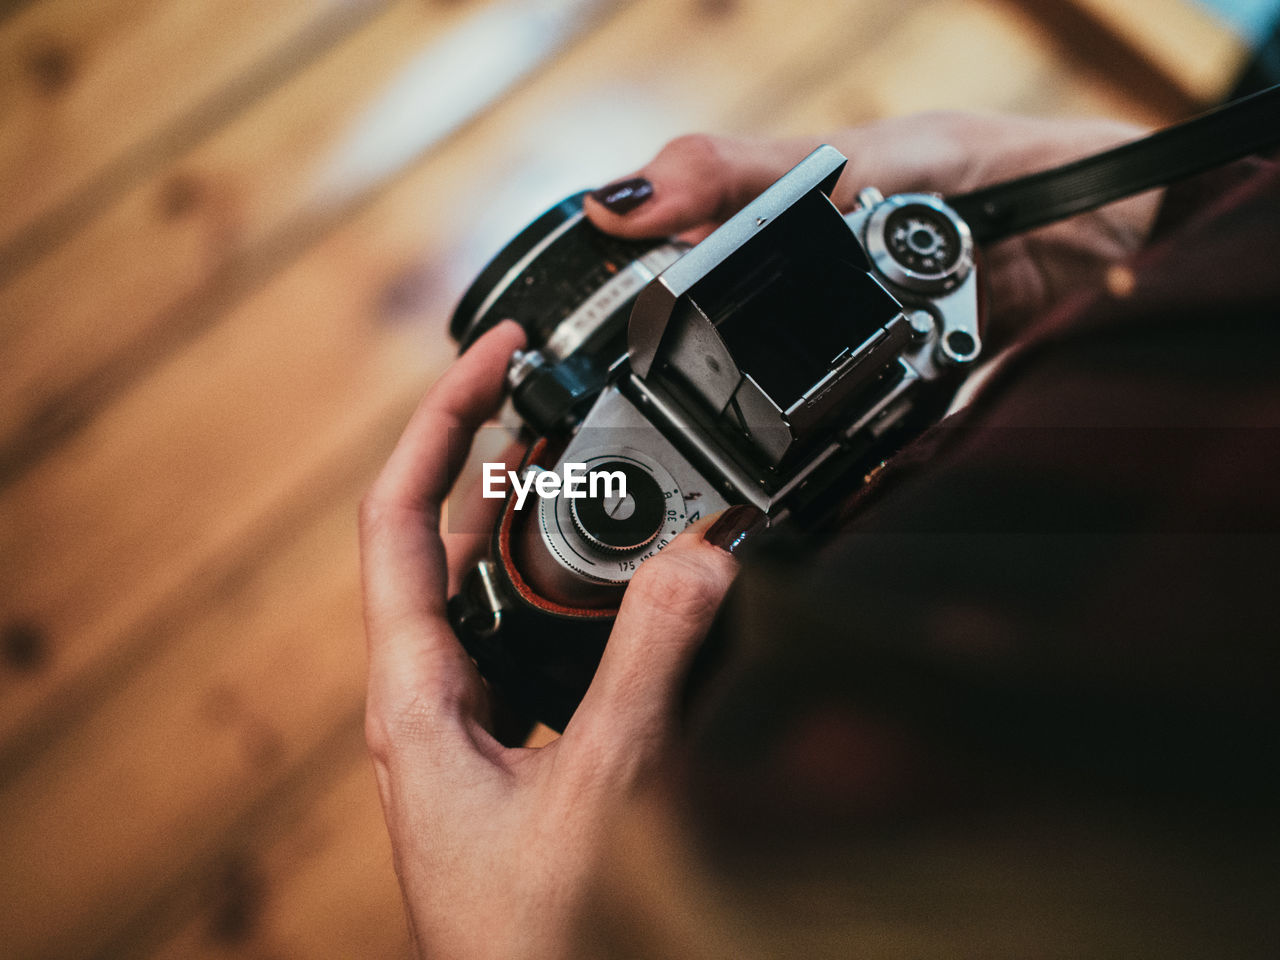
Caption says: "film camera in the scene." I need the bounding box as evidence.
[447,145,982,733]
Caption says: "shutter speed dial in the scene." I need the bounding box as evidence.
[537,449,687,587]
[570,460,667,552]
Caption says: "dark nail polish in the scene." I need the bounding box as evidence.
[705,504,767,556]
[589,177,654,215]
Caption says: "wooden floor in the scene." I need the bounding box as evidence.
[0,1,1245,957]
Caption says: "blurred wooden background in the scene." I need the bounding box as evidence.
[0,1,1248,957]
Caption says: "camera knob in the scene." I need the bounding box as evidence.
[570,460,667,553]
[863,193,974,294]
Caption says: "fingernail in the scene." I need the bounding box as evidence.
[589,177,654,215]
[705,504,767,556]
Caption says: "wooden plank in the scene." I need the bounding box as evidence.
[1062,0,1247,103]
[766,0,1242,139]
[773,0,1179,138]
[0,211,442,762]
[0,485,381,959]
[103,735,412,960]
[0,0,38,26]
[1009,0,1243,120]
[0,0,617,487]
[0,0,388,272]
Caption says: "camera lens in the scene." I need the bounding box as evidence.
[450,193,680,353]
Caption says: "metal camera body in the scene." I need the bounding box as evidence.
[448,145,982,732]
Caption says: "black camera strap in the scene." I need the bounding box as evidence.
[948,83,1280,244]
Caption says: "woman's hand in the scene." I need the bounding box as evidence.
[585,112,1163,349]
[359,320,758,959]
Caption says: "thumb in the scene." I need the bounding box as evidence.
[566,505,767,755]
[584,134,823,240]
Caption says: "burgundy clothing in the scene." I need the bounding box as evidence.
[687,159,1280,843]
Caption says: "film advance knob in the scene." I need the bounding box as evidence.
[570,461,667,553]
[886,205,961,275]
[865,194,973,294]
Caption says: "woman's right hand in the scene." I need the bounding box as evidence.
[584,112,1162,349]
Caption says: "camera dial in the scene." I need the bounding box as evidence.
[569,460,667,552]
[888,210,955,273]
[531,448,687,594]
[862,193,974,294]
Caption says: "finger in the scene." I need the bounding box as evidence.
[360,320,525,708]
[584,133,824,238]
[368,321,525,520]
[566,505,767,759]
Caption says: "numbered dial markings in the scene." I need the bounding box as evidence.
[538,449,690,585]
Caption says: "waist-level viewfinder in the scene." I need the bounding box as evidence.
[630,148,909,473]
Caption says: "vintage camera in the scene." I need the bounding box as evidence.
[447,146,982,733]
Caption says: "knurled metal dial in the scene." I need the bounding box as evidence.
[569,460,666,552]
[887,210,957,274]
[863,193,974,294]
[536,448,687,586]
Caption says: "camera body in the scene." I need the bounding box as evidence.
[448,145,982,733]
